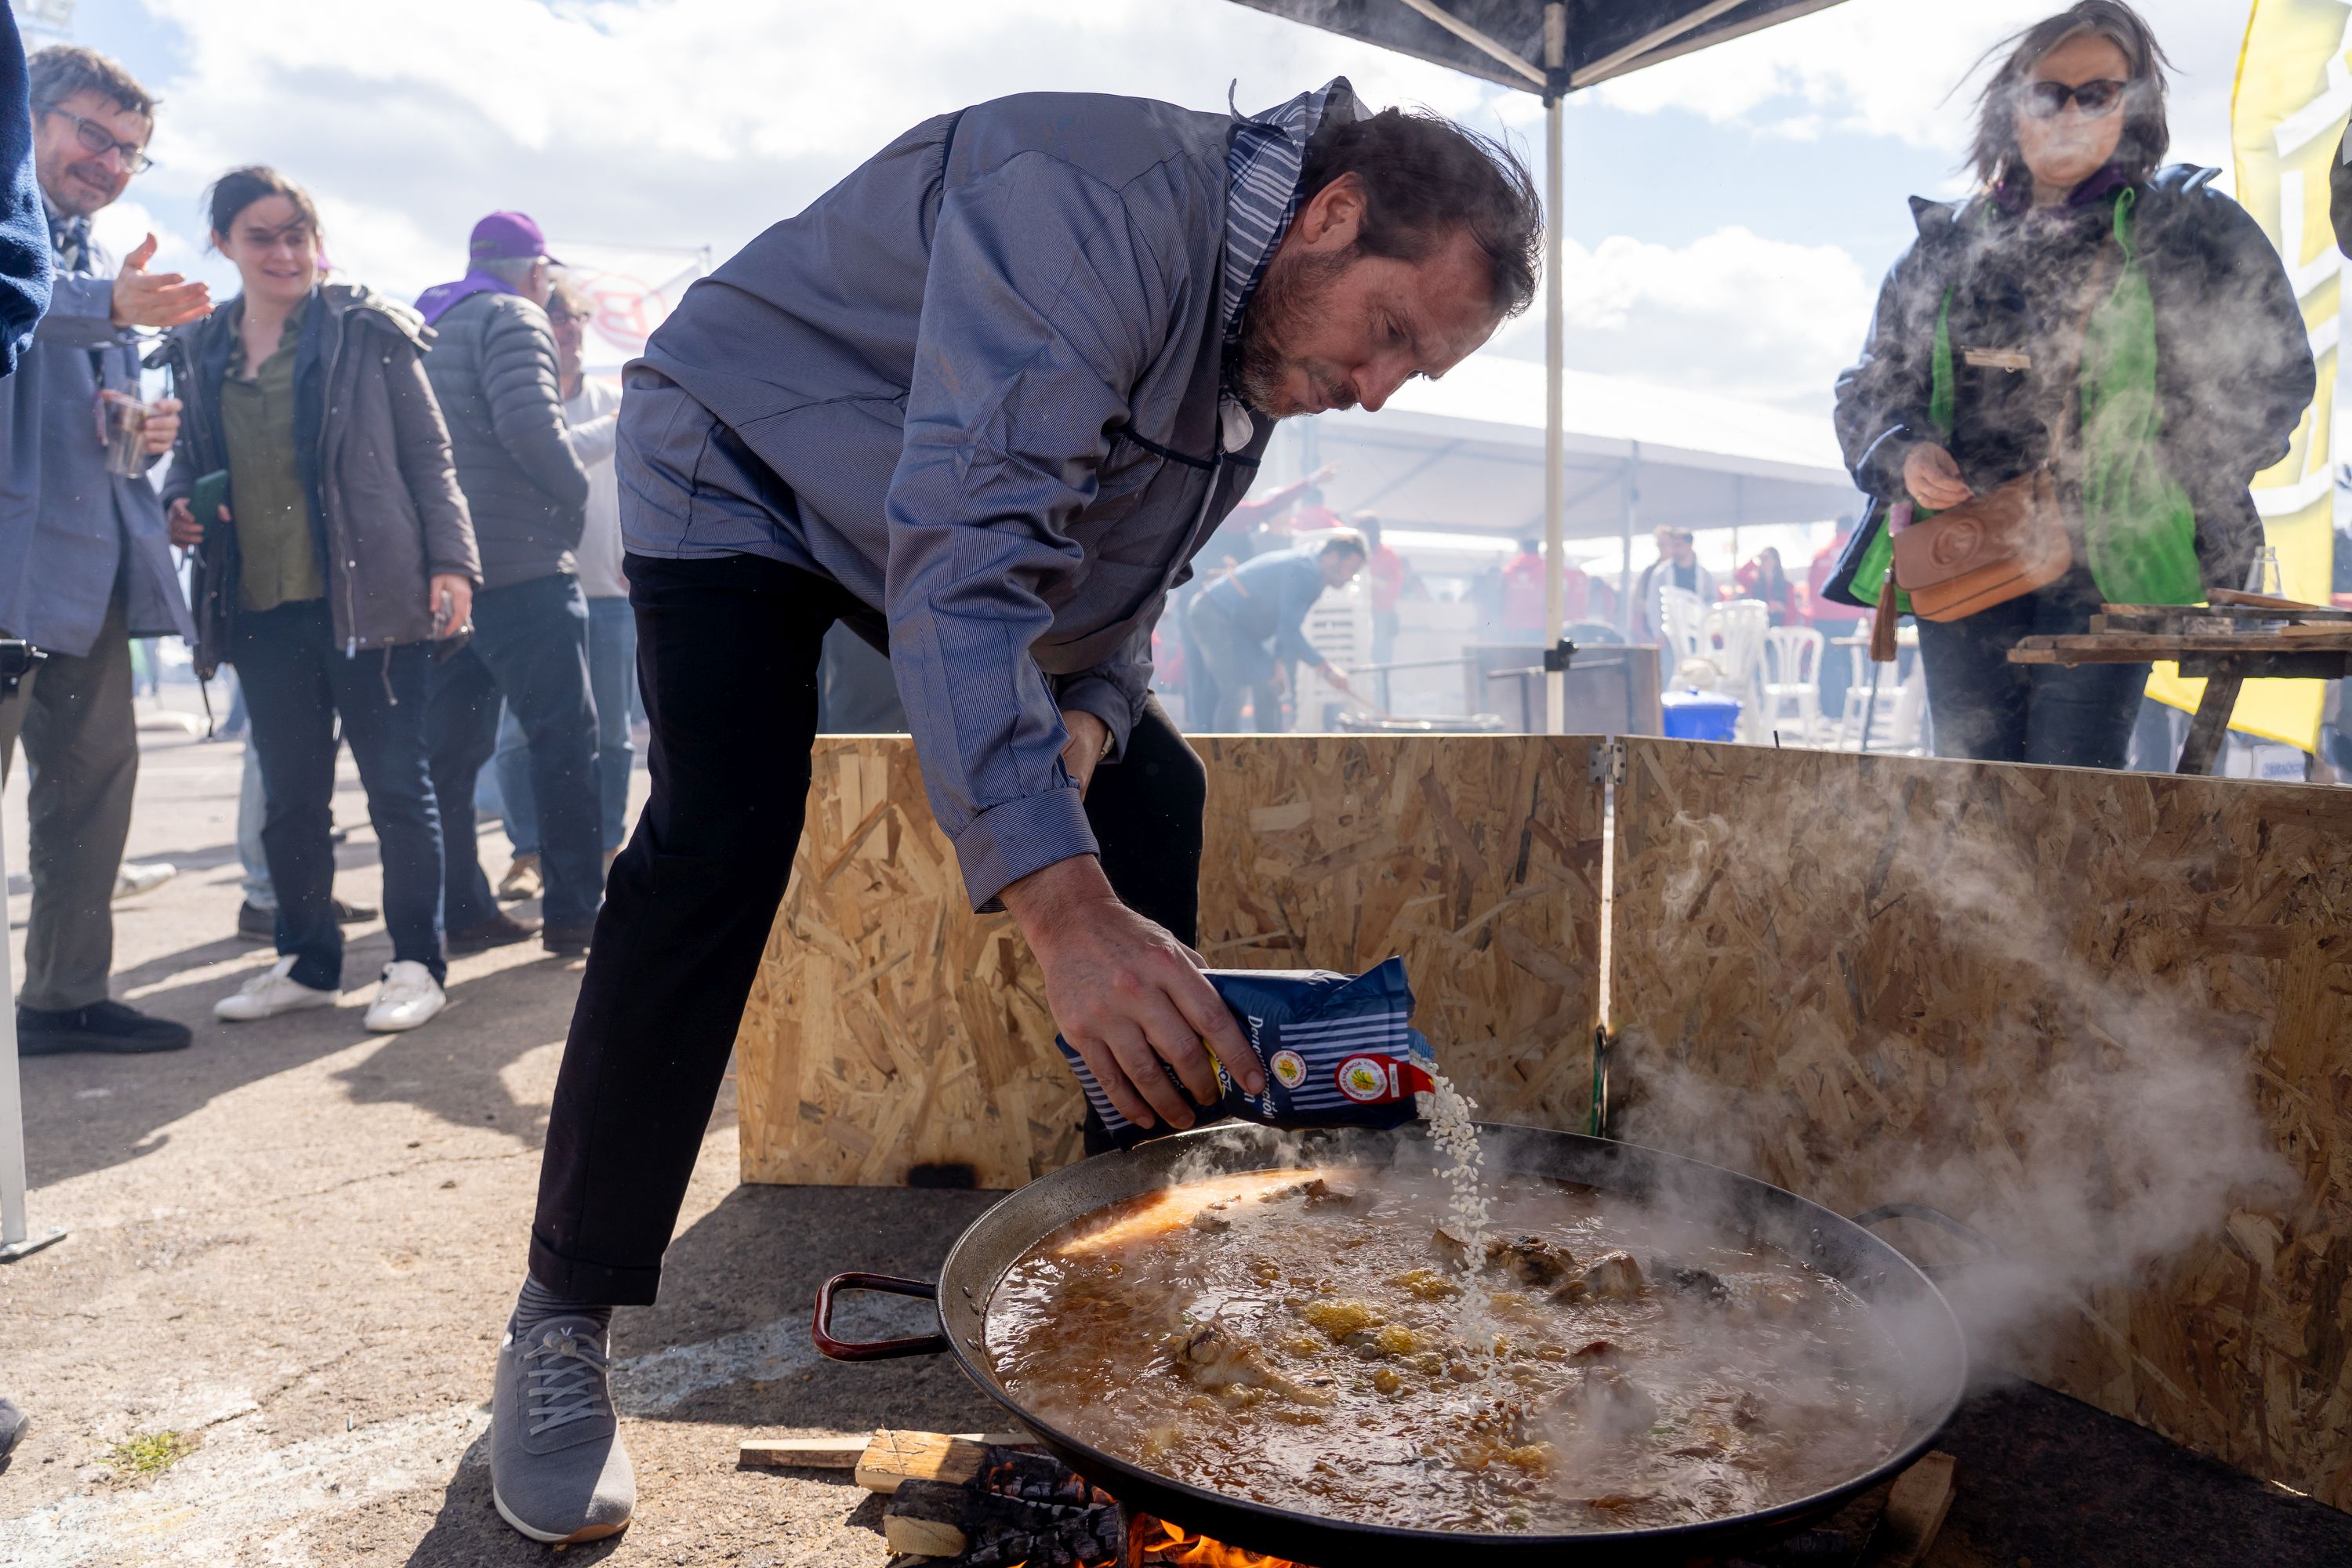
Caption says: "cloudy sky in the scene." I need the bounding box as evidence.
[38,0,2256,421]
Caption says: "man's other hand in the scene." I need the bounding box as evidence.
[110,234,212,331]
[1058,709,1110,797]
[141,395,180,456]
[1003,855,1264,1131]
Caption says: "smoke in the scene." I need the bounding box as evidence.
[1613,802,2298,1378]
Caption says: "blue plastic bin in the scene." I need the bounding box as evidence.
[1661,688,1741,742]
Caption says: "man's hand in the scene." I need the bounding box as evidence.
[1316,661,1352,695]
[140,395,180,456]
[1902,442,1973,511]
[1004,855,1264,1131]
[429,574,474,637]
[110,234,212,331]
[1059,709,1110,797]
[1269,663,1290,697]
[165,495,224,549]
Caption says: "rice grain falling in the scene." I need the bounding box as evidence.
[1417,1073,1495,1342]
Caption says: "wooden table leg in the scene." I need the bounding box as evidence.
[2176,666,2242,775]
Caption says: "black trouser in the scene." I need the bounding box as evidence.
[232,601,446,988]
[1914,566,2149,770]
[427,573,604,931]
[528,553,1206,1305]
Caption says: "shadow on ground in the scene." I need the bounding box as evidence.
[21,927,593,1189]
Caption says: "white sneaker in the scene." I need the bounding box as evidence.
[364,960,447,1033]
[112,862,176,902]
[215,956,339,1022]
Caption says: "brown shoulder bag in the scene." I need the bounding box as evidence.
[1869,250,2114,661]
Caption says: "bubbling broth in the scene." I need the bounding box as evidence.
[985,1167,1914,1535]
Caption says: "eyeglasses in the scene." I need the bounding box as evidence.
[41,106,154,174]
[2022,78,2129,120]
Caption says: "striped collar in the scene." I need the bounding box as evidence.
[1221,78,1354,361]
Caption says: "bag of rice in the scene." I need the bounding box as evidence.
[1058,956,1436,1144]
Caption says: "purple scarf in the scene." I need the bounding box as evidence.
[415,267,522,326]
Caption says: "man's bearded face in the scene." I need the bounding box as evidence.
[1234,245,1360,419]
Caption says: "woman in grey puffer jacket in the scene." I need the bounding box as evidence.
[164,165,480,1034]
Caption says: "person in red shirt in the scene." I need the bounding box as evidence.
[1501,538,1547,642]
[1734,546,1799,626]
[1357,514,1421,666]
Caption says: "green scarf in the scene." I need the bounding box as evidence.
[1847,190,2202,612]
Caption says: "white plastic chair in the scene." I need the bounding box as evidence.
[1704,600,1769,739]
[1655,586,1709,670]
[1761,626,1825,738]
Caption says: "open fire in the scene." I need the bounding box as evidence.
[1130,1516,1305,1566]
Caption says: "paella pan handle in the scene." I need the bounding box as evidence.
[813,1272,950,1361]
[1851,1202,1994,1282]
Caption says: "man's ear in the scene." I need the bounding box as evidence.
[1293,172,1365,254]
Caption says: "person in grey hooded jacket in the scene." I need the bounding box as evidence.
[486,84,1542,1545]
[416,211,601,960]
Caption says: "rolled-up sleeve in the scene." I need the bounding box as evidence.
[884,151,1179,910]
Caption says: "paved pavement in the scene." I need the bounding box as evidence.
[0,687,997,1566]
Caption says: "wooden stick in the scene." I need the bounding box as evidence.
[738,1434,875,1468]
[2178,670,2243,776]
[1870,1450,1956,1567]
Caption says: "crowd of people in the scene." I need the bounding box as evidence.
[2,43,626,1048]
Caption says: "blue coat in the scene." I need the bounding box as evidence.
[0,225,191,657]
[0,5,51,376]
[627,88,1352,907]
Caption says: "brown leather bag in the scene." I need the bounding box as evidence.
[1871,250,2114,658]
[1891,466,2074,622]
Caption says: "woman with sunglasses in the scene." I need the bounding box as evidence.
[163,166,481,1030]
[1831,2,2312,769]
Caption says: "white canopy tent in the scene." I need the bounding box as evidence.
[1227,0,1853,724]
[1273,354,1858,616]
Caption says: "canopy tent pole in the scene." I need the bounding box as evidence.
[0,798,62,1262]
[1542,2,1566,735]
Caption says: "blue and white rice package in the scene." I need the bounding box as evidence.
[1057,956,1437,1142]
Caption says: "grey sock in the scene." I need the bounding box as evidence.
[512,1276,613,1337]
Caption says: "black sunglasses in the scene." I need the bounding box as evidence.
[2023,78,2129,120]
[41,105,154,174]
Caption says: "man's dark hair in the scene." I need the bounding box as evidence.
[28,45,155,122]
[1968,2,2172,190]
[1299,107,1542,319]
[1319,531,1368,561]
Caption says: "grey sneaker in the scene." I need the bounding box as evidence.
[490,1316,634,1544]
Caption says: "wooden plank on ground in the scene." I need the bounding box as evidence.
[855,1428,1040,1493]
[1868,1450,1957,1567]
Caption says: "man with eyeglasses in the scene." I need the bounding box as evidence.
[0,46,210,1058]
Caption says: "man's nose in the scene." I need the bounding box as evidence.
[1355,354,1418,415]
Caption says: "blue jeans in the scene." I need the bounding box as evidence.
[1915,568,2148,769]
[427,574,602,931]
[490,594,636,854]
[230,601,445,987]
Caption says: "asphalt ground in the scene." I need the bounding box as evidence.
[5,684,2350,1567]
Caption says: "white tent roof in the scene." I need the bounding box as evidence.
[1292,354,1861,542]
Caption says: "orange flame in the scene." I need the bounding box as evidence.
[1137,1516,1305,1568]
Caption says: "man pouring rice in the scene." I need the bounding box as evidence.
[485,81,1542,1544]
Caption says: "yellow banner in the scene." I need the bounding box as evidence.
[2146,0,2345,750]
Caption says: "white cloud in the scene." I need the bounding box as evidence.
[1487,224,1876,417]
[111,0,1523,301]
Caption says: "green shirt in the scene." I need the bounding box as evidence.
[220,295,325,612]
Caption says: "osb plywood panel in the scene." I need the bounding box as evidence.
[735,741,1079,1190]
[1607,737,2352,1508]
[1196,735,1605,1131]
[737,735,1609,1190]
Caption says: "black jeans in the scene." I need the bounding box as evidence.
[426,574,604,930]
[1915,568,2149,770]
[528,553,1206,1305]
[230,601,445,988]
